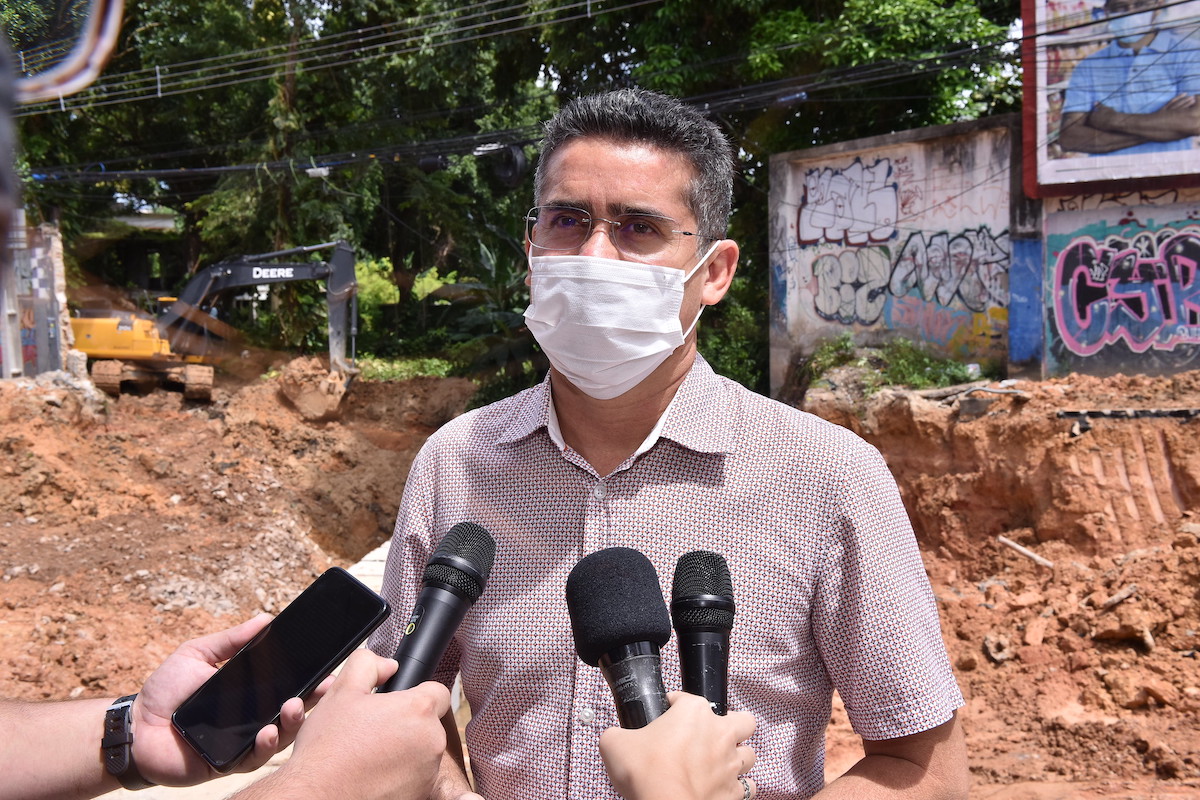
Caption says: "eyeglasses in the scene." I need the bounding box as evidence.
[524,206,707,260]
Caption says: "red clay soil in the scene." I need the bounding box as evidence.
[2,360,1198,798]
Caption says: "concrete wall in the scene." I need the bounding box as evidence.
[1042,190,1200,377]
[1,220,67,377]
[768,113,1200,387]
[769,118,1015,394]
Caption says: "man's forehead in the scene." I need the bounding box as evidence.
[540,137,696,214]
[543,135,693,171]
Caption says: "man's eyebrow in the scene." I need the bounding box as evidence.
[616,204,674,218]
[541,199,677,218]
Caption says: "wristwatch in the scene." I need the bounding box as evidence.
[102,694,156,790]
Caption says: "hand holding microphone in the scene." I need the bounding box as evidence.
[599,692,757,800]
[569,546,756,798]
[380,521,496,693]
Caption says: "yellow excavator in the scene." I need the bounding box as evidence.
[70,240,358,402]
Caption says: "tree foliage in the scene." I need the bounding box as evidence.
[7,0,1021,393]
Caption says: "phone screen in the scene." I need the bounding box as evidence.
[172,567,389,771]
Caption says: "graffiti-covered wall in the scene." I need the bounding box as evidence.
[1044,191,1200,377]
[769,118,1015,393]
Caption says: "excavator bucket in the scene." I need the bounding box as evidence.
[276,356,350,421]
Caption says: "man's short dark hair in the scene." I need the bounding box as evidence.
[534,88,735,241]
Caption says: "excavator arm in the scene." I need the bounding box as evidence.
[159,240,358,374]
[76,240,358,406]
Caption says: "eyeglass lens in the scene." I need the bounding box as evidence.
[527,206,682,257]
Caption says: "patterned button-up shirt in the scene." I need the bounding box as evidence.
[369,354,963,800]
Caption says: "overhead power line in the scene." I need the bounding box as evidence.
[15,0,665,117]
[29,21,1024,184]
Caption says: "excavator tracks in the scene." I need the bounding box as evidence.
[87,359,213,402]
[181,364,214,402]
[90,360,124,397]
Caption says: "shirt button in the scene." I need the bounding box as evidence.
[592,482,606,500]
[578,707,596,724]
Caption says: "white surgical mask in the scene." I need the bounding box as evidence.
[524,242,719,400]
[1108,10,1154,42]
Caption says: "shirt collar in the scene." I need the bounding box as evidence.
[1113,29,1182,54]
[494,354,736,456]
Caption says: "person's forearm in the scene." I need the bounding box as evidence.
[0,698,121,800]
[1085,101,1200,143]
[1059,117,1147,154]
[813,753,964,799]
[815,715,969,800]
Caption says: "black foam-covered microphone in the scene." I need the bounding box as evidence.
[671,550,735,715]
[380,522,496,693]
[566,547,672,729]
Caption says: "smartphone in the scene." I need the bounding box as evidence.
[172,566,390,772]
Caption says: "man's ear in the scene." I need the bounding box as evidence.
[524,237,534,286]
[701,239,739,305]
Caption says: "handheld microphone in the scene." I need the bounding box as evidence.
[671,550,735,715]
[380,521,496,693]
[566,547,671,729]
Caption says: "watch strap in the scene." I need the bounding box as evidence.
[102,694,156,790]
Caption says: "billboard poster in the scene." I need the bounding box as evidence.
[1023,0,1200,195]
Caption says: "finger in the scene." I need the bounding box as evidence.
[183,613,274,664]
[331,649,397,693]
[671,691,712,710]
[735,775,756,800]
[409,680,452,718]
[236,723,281,773]
[737,744,757,773]
[275,697,306,749]
[305,673,336,709]
[727,709,757,742]
[598,725,625,754]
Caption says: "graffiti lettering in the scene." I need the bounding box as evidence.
[888,227,1010,312]
[798,158,898,245]
[812,249,891,324]
[1047,190,1181,213]
[1054,229,1200,356]
[810,226,1009,327]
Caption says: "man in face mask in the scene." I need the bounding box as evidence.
[368,88,968,800]
[1059,0,1200,155]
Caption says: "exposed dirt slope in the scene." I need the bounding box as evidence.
[1,362,1197,797]
[806,368,1200,796]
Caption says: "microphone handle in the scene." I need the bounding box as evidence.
[678,628,730,715]
[380,583,470,692]
[599,642,670,729]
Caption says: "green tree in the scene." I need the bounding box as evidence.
[10,0,1021,389]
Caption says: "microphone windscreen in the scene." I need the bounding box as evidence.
[566,547,672,667]
[423,521,496,602]
[671,550,735,631]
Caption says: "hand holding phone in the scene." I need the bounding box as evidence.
[172,567,390,772]
[242,650,453,800]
